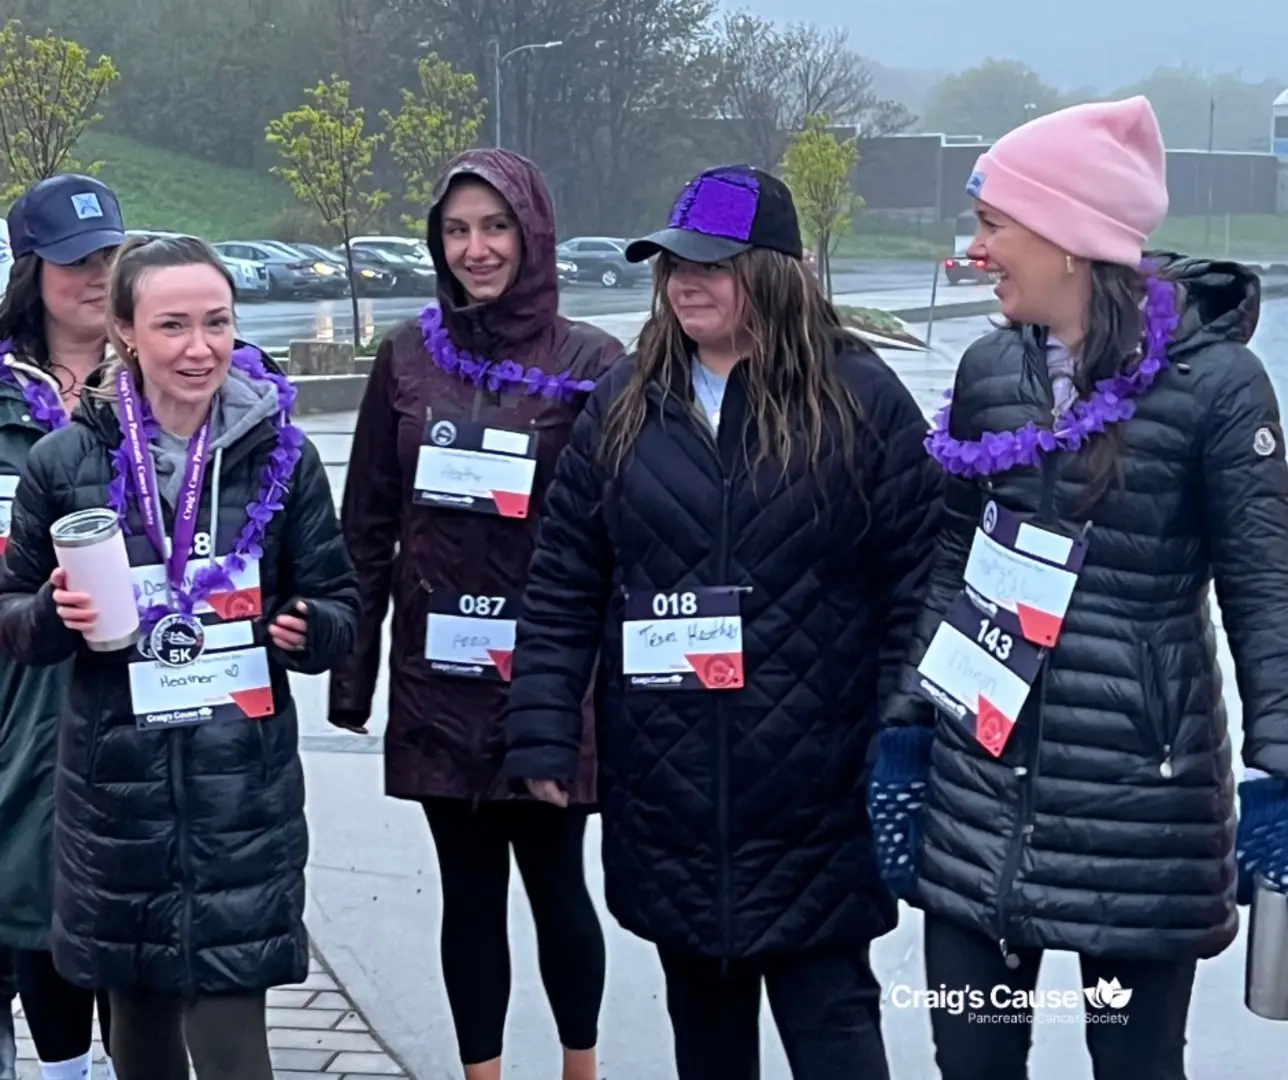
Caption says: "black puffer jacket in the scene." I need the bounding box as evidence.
[0,353,359,994]
[882,256,1288,961]
[505,343,942,957]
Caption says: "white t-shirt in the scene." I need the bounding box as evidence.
[691,359,728,432]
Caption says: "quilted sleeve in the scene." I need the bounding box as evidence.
[271,438,360,675]
[878,366,981,731]
[866,367,943,712]
[1200,344,1288,775]
[504,386,614,784]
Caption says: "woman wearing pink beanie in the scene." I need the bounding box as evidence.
[867,96,1288,1078]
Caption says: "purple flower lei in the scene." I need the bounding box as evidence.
[108,345,306,629]
[925,269,1182,478]
[417,305,595,400]
[0,338,70,431]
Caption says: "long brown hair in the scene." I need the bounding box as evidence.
[599,248,865,482]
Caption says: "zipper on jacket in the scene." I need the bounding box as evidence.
[992,451,1058,965]
[716,471,733,961]
[170,730,196,996]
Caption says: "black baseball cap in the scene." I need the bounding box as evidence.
[7,175,125,265]
[625,164,803,265]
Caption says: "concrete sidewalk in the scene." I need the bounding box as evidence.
[10,949,408,1076]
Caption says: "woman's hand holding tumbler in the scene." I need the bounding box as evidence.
[49,567,97,634]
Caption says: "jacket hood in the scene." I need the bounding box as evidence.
[426,148,558,356]
[1147,251,1262,356]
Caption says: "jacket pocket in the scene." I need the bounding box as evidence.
[1136,640,1180,777]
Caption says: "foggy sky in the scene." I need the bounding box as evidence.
[735,0,1287,92]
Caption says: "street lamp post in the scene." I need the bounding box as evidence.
[1205,94,1217,248]
[491,39,563,148]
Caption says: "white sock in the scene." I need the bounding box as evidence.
[39,1051,92,1080]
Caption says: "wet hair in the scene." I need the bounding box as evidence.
[101,234,236,389]
[599,247,865,483]
[0,254,47,366]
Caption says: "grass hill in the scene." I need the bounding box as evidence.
[74,132,294,240]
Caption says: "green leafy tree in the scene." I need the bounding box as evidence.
[0,20,119,199]
[381,53,486,231]
[781,114,860,298]
[266,77,388,347]
[919,59,1063,140]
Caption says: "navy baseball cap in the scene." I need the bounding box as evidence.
[7,175,125,265]
[625,164,804,265]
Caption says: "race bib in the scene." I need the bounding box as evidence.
[911,588,1045,757]
[622,586,744,690]
[129,645,274,731]
[425,590,517,681]
[127,555,272,729]
[413,419,537,518]
[0,473,15,556]
[964,499,1088,647]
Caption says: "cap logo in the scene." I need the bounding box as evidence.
[668,169,759,242]
[966,171,986,198]
[71,193,103,219]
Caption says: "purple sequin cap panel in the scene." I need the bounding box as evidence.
[667,168,759,241]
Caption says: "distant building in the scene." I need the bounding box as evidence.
[1273,88,1288,157]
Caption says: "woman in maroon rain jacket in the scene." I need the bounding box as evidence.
[328,149,623,1080]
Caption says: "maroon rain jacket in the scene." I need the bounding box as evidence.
[328,149,625,804]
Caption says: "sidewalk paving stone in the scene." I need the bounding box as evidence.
[10,947,408,1078]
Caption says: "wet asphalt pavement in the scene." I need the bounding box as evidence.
[236,259,947,349]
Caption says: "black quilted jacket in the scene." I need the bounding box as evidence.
[0,356,359,994]
[881,256,1288,961]
[505,342,942,957]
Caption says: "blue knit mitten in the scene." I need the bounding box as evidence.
[1236,775,1288,906]
[867,726,934,899]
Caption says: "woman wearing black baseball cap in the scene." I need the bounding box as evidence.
[0,173,124,1079]
[504,164,942,1079]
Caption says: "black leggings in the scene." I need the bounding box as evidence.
[423,797,606,1065]
[108,989,271,1080]
[13,949,111,1063]
[924,912,1197,1080]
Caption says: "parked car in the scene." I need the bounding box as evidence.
[346,247,435,298]
[251,240,348,298]
[943,251,998,285]
[557,258,577,287]
[127,230,271,300]
[295,243,398,297]
[350,235,433,265]
[555,237,649,288]
[213,240,324,300]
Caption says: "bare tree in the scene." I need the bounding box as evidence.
[713,12,915,168]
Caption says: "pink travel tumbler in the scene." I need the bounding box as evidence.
[50,508,140,652]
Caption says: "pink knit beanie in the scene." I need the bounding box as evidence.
[965,96,1169,267]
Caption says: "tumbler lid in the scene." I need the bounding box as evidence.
[50,507,121,548]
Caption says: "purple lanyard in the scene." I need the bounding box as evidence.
[116,369,211,599]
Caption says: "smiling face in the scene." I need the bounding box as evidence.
[439,178,522,302]
[117,263,236,423]
[967,200,1079,326]
[663,257,745,347]
[40,248,115,341]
